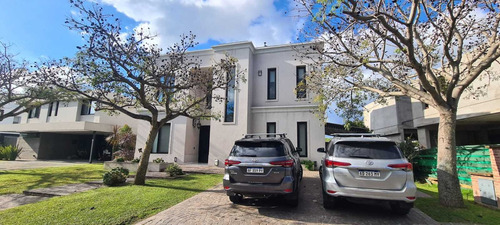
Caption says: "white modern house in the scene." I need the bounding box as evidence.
[0,100,136,160]
[364,61,500,148]
[134,41,326,165]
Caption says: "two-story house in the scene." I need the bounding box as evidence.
[0,100,136,160]
[134,41,326,165]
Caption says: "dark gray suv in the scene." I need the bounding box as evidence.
[223,133,303,206]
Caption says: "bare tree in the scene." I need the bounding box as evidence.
[36,0,241,185]
[0,41,64,122]
[297,0,500,207]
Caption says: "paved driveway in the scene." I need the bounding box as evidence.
[137,170,437,225]
[0,160,88,170]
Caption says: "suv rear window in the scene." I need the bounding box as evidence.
[330,141,402,159]
[230,141,285,157]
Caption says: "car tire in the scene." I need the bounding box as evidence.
[229,194,243,204]
[322,191,337,209]
[390,201,413,215]
[286,182,300,207]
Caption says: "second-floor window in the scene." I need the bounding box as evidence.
[81,100,95,115]
[296,66,307,99]
[267,68,277,100]
[48,101,59,117]
[28,106,41,119]
[224,67,236,123]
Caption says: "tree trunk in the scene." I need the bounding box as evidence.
[134,123,159,185]
[436,109,465,207]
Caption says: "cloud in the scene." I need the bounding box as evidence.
[100,0,300,49]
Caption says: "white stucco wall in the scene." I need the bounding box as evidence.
[251,106,325,163]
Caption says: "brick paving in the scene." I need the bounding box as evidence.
[136,170,438,225]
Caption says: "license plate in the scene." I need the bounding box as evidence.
[247,168,264,174]
[358,170,380,177]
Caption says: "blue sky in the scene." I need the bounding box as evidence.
[0,0,343,124]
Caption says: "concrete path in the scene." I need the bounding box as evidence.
[0,183,102,211]
[0,160,88,170]
[136,170,438,225]
[23,183,102,197]
[0,194,49,211]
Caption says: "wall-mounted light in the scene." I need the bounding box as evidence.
[258,70,262,76]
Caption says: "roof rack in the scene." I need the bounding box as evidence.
[331,133,380,138]
[244,133,287,139]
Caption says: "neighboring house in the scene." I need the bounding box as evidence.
[134,41,326,165]
[0,100,136,160]
[364,61,500,148]
[0,103,21,146]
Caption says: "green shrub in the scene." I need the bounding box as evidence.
[103,167,129,186]
[300,160,315,171]
[398,139,431,182]
[115,157,125,162]
[166,164,184,177]
[152,158,164,163]
[131,158,140,163]
[0,145,23,161]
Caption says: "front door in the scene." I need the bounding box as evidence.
[198,126,210,163]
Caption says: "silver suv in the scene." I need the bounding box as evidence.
[318,133,416,215]
[223,133,303,206]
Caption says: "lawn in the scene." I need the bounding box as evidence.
[0,164,106,195]
[0,174,223,225]
[416,183,500,225]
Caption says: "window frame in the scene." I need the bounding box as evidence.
[266,122,277,137]
[296,66,307,99]
[267,68,277,100]
[152,123,171,154]
[297,122,308,157]
[224,67,236,123]
[80,100,95,115]
[28,106,41,119]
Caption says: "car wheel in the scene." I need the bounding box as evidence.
[286,182,300,207]
[229,194,243,204]
[390,201,413,215]
[322,190,337,209]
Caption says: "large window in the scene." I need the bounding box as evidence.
[297,122,308,157]
[152,124,171,153]
[267,122,276,137]
[296,66,307,98]
[28,106,40,119]
[48,101,59,117]
[267,68,276,100]
[224,67,236,122]
[81,100,95,115]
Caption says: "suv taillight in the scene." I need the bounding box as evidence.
[388,163,413,171]
[270,159,294,167]
[225,159,241,166]
[325,159,351,168]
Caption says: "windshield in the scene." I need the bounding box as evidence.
[230,141,285,157]
[331,141,402,159]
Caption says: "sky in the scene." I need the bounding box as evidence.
[0,0,344,124]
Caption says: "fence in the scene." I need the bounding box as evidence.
[414,145,492,187]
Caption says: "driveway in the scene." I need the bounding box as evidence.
[137,170,437,225]
[0,160,88,170]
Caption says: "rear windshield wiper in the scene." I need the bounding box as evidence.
[348,155,372,159]
[239,154,258,157]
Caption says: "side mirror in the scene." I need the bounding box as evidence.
[317,147,325,153]
[296,147,302,152]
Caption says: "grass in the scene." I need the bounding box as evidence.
[0,174,223,225]
[0,164,106,195]
[416,183,500,225]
